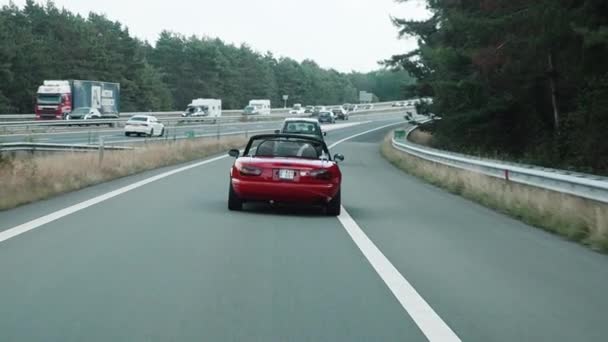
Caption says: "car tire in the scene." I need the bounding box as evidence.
[228,182,243,211]
[125,132,130,137]
[326,189,341,216]
[160,128,165,137]
[148,129,154,137]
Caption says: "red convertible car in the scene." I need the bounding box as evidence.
[227,134,344,215]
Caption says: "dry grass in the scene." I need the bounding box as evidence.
[381,134,608,253]
[0,136,247,210]
[408,129,434,146]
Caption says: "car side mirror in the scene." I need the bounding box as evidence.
[323,131,327,136]
[274,130,280,134]
[333,154,344,162]
[228,149,240,158]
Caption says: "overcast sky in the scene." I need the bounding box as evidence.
[6,0,431,72]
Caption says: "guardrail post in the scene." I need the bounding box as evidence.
[98,136,104,165]
[216,120,221,140]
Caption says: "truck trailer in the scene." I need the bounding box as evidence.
[34,80,120,120]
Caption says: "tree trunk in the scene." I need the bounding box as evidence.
[548,52,560,132]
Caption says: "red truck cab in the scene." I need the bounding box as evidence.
[35,81,73,120]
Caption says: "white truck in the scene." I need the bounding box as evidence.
[182,99,222,118]
[243,99,271,115]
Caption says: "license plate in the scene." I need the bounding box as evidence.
[278,169,295,180]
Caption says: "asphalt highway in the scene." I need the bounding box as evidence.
[1,119,607,341]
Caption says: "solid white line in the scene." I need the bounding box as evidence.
[328,121,461,341]
[337,209,461,341]
[0,155,227,243]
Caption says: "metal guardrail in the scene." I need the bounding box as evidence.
[0,142,133,153]
[0,100,401,122]
[392,124,608,204]
[0,106,406,136]
[0,109,273,120]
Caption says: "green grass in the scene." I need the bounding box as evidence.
[381,133,608,253]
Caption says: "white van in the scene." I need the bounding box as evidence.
[182,99,222,118]
[243,99,271,115]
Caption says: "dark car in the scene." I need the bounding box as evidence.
[277,118,326,140]
[67,107,101,120]
[317,111,336,124]
[331,107,349,120]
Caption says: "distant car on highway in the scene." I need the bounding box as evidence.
[304,105,315,114]
[331,107,349,120]
[124,115,165,137]
[312,106,327,117]
[392,101,406,107]
[317,111,336,124]
[360,104,374,110]
[345,104,359,112]
[67,107,101,120]
[289,104,305,115]
[227,134,344,215]
[276,118,326,140]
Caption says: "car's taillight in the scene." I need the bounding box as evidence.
[239,165,262,176]
[310,169,332,180]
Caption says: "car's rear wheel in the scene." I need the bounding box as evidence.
[326,189,341,216]
[228,182,243,211]
[160,128,165,137]
[125,132,130,137]
[148,129,154,137]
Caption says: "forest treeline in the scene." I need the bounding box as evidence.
[0,1,415,114]
[388,0,608,174]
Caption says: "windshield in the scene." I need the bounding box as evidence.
[283,122,321,136]
[186,106,207,114]
[244,106,256,111]
[37,94,62,104]
[129,117,148,122]
[246,137,327,159]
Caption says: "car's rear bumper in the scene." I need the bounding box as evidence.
[125,125,151,134]
[232,178,339,203]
